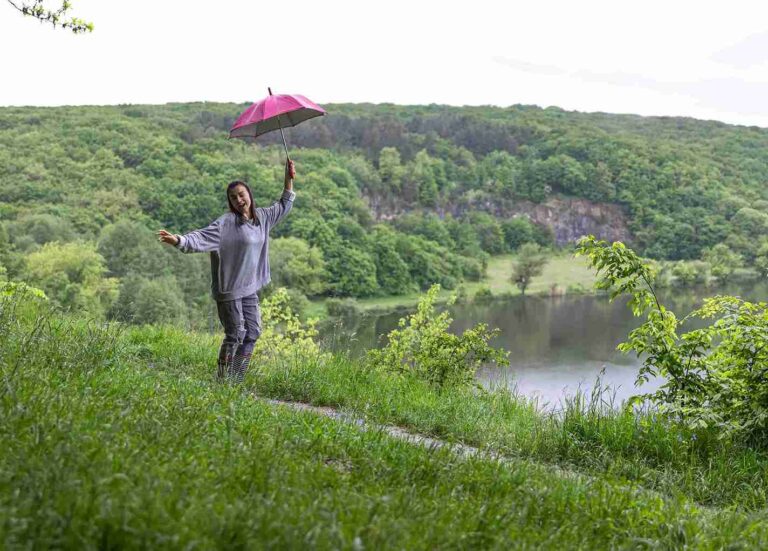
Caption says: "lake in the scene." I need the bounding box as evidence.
[321,280,768,407]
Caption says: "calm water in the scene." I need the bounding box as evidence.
[321,281,768,407]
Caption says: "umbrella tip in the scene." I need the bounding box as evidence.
[268,87,273,96]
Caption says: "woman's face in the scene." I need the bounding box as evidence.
[228,184,251,216]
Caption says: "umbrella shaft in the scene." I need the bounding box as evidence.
[277,114,290,161]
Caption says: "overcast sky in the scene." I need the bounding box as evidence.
[3,0,768,127]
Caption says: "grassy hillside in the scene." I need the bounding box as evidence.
[4,287,768,548]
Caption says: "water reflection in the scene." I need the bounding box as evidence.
[321,280,768,406]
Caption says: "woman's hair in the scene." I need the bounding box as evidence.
[226,180,258,224]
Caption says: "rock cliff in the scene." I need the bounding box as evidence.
[367,194,632,246]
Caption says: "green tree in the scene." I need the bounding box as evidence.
[269,237,328,296]
[476,151,519,197]
[407,150,439,207]
[370,227,414,295]
[0,224,24,279]
[395,234,462,291]
[394,213,454,249]
[112,274,187,325]
[511,243,548,295]
[468,212,505,255]
[98,220,170,278]
[671,261,709,287]
[702,243,743,283]
[754,241,768,278]
[24,241,118,318]
[9,213,76,249]
[324,242,378,297]
[501,217,536,251]
[378,147,404,193]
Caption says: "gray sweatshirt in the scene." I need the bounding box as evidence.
[175,189,295,302]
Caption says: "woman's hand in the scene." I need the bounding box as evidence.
[284,159,296,188]
[157,230,179,246]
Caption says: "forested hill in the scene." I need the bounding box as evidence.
[1,101,767,324]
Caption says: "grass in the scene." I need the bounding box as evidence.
[306,252,598,320]
[4,293,768,548]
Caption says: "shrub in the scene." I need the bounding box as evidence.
[255,287,328,364]
[367,285,508,389]
[577,235,768,443]
[325,297,362,318]
[473,286,493,302]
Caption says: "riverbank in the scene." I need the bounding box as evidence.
[5,294,768,547]
[306,253,598,319]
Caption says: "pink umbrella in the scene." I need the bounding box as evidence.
[229,88,326,160]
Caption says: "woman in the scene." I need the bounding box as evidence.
[157,160,296,383]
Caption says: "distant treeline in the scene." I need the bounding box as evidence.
[1,102,767,325]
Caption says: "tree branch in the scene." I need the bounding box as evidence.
[6,0,93,33]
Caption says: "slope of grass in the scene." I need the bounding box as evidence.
[4,294,768,548]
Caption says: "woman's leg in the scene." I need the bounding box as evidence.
[216,298,244,381]
[232,292,262,383]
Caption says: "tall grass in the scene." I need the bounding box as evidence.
[127,317,768,510]
[4,293,768,548]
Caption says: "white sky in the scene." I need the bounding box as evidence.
[3,0,768,127]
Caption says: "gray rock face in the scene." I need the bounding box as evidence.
[367,194,632,246]
[499,197,632,245]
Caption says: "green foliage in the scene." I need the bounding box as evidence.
[24,241,118,319]
[323,242,378,297]
[367,285,508,389]
[0,280,46,299]
[7,213,76,250]
[670,260,710,287]
[511,243,548,295]
[370,226,415,295]
[5,100,768,315]
[112,274,187,325]
[9,0,94,33]
[702,243,743,283]
[97,219,172,278]
[755,241,768,278]
[467,212,505,255]
[254,287,327,364]
[577,235,768,442]
[269,237,328,296]
[377,147,404,191]
[473,285,493,302]
[395,234,462,291]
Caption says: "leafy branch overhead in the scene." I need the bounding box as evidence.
[7,0,93,33]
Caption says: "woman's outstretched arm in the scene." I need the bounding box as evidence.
[157,216,224,253]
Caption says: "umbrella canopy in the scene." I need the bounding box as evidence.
[229,91,326,139]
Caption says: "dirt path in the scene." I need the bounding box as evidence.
[258,395,714,513]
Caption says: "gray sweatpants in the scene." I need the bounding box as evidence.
[216,292,262,358]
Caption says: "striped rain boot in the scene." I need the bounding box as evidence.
[217,344,237,383]
[232,353,252,384]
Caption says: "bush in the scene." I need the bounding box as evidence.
[325,297,362,318]
[367,285,508,389]
[255,288,328,364]
[473,286,493,302]
[578,235,768,443]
